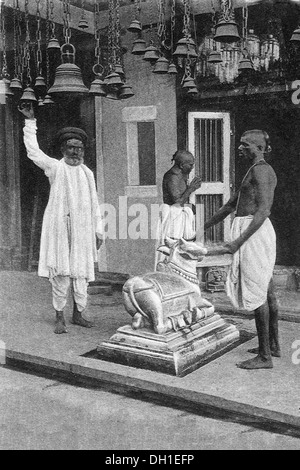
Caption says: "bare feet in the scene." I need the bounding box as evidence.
[54,311,68,334]
[248,347,281,358]
[237,355,273,370]
[72,310,94,328]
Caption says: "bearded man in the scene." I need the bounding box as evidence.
[19,103,103,334]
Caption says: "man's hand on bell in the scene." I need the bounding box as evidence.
[18,102,35,120]
[189,176,202,191]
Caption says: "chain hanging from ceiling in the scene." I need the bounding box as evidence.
[10,0,23,92]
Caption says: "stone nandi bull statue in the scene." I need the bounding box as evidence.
[122,237,214,335]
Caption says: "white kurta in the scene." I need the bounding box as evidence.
[23,119,103,282]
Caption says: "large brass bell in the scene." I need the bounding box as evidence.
[128,19,142,33]
[104,72,123,88]
[119,83,134,99]
[214,19,240,43]
[20,86,37,102]
[0,78,14,97]
[207,50,223,63]
[131,38,147,55]
[238,56,254,72]
[47,37,61,50]
[48,44,89,95]
[291,27,300,43]
[173,37,198,58]
[43,94,55,105]
[89,77,107,96]
[187,87,198,96]
[114,63,125,76]
[153,57,169,74]
[168,62,178,75]
[10,77,23,91]
[106,90,119,100]
[143,44,160,62]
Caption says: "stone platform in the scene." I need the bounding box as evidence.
[97,314,239,376]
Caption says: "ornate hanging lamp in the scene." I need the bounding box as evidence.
[78,0,89,29]
[214,0,240,43]
[47,0,60,50]
[48,0,88,95]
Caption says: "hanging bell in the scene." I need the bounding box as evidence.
[168,62,178,75]
[38,97,44,106]
[89,77,107,96]
[0,78,14,97]
[47,37,61,50]
[153,57,169,74]
[48,44,89,95]
[207,50,223,64]
[43,94,55,105]
[78,17,89,29]
[187,87,198,96]
[20,86,37,102]
[34,75,46,90]
[114,64,125,76]
[104,72,123,88]
[182,76,196,88]
[128,19,142,33]
[291,27,300,43]
[238,56,254,72]
[10,77,23,91]
[143,45,160,62]
[119,83,134,99]
[173,37,198,58]
[131,38,147,55]
[214,19,240,43]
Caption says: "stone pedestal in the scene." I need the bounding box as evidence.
[97,313,239,377]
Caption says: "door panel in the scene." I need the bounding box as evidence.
[188,111,232,243]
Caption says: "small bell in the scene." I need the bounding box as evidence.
[128,19,142,33]
[0,78,14,97]
[290,27,300,43]
[114,64,125,76]
[43,94,55,105]
[214,19,240,43]
[78,17,89,29]
[153,57,169,74]
[20,86,37,102]
[173,37,198,58]
[207,50,223,64]
[10,77,23,91]
[119,83,134,99]
[38,97,44,106]
[182,76,196,89]
[187,87,198,96]
[47,37,61,50]
[104,72,123,88]
[131,38,147,55]
[89,77,107,96]
[143,45,160,62]
[238,56,254,72]
[168,62,178,75]
[34,75,46,90]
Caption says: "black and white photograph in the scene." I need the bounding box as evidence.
[0,0,300,452]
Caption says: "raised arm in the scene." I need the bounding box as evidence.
[18,103,58,173]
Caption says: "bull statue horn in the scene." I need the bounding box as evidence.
[164,236,178,247]
[157,245,171,256]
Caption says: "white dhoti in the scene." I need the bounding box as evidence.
[226,216,276,311]
[154,204,196,270]
[50,276,88,312]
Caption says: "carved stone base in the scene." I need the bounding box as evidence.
[97,314,240,377]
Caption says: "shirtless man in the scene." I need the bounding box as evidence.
[205,130,280,369]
